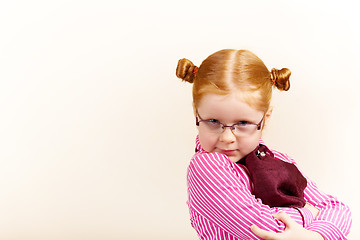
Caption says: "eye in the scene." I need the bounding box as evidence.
[208,119,220,125]
[236,121,250,127]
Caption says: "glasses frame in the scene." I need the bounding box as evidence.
[196,111,264,134]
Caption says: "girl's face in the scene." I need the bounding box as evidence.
[196,93,271,162]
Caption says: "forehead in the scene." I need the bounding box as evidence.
[197,93,264,121]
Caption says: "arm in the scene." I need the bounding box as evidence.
[251,212,325,240]
[188,152,299,239]
[302,177,352,240]
[271,151,352,240]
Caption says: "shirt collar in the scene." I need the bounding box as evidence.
[195,135,203,153]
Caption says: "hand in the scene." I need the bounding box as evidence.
[250,212,324,240]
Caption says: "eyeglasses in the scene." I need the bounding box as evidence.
[196,111,264,137]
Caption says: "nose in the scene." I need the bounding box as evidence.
[219,127,236,143]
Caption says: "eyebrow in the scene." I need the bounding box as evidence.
[202,115,256,124]
[196,110,260,124]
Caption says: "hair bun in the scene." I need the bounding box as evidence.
[271,68,291,91]
[176,58,197,84]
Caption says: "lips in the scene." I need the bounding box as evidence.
[219,149,237,155]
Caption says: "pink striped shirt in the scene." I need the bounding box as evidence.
[187,137,352,240]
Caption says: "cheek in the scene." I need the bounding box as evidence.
[198,131,218,152]
[237,133,262,154]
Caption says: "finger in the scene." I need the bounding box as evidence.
[250,224,276,240]
[273,212,296,229]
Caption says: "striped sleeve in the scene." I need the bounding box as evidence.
[303,178,352,240]
[273,150,352,240]
[187,151,287,240]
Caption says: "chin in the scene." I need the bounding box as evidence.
[227,155,241,163]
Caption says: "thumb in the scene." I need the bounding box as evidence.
[273,212,296,229]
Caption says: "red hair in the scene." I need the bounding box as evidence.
[176,49,291,113]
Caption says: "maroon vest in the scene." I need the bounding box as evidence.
[237,145,307,208]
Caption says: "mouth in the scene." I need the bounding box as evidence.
[219,149,237,156]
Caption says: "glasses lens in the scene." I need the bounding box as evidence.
[202,120,222,133]
[233,124,257,136]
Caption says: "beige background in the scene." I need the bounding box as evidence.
[0,0,359,239]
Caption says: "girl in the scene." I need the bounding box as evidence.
[176,49,352,240]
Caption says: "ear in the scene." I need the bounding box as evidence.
[264,106,273,127]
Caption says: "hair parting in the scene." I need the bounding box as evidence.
[176,49,291,112]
